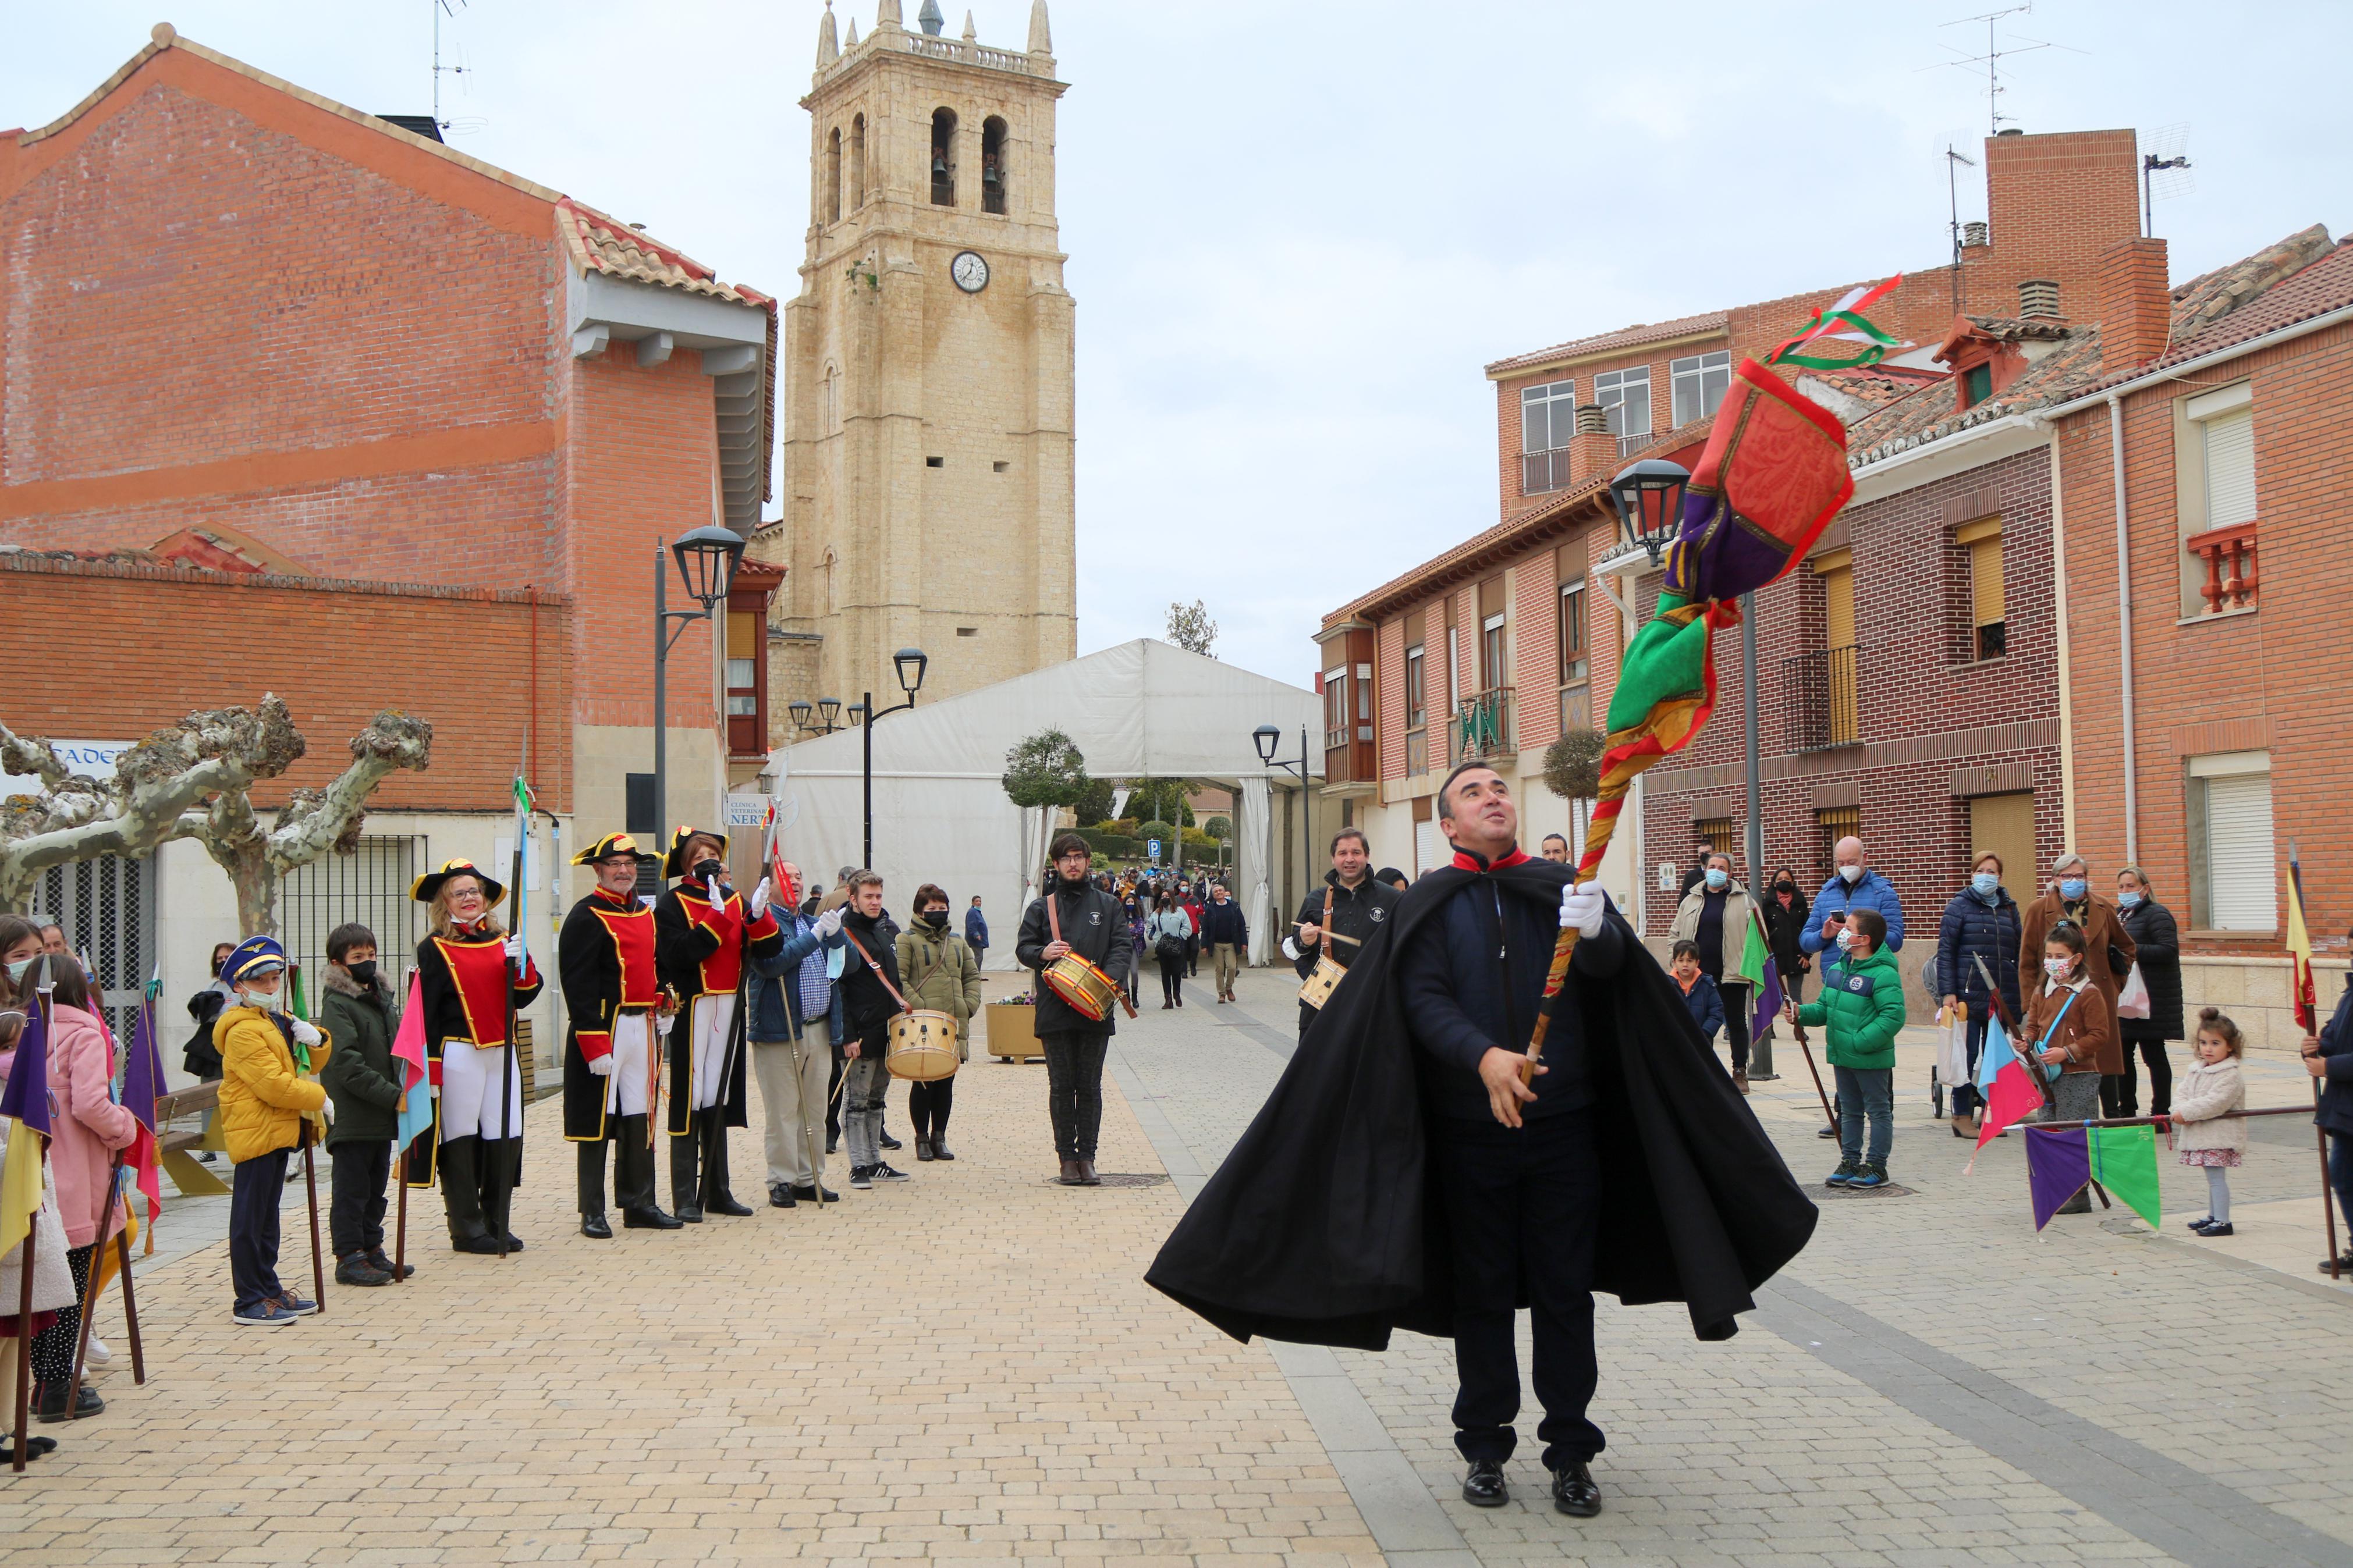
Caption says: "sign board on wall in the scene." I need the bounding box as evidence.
[0,739,134,799]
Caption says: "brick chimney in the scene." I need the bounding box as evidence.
[1571,404,1616,486]
[2096,237,2170,372]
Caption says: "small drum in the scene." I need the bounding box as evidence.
[886,1009,960,1082]
[1297,953,1348,1011]
[1044,954,1120,1022]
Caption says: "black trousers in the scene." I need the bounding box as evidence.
[1160,961,1184,1006]
[1432,1110,1605,1470]
[825,1051,844,1143]
[1715,979,1751,1075]
[328,1140,391,1258]
[907,1076,954,1139]
[27,1244,94,1384]
[2104,1037,2174,1118]
[1039,1030,1109,1159]
[230,1150,289,1313]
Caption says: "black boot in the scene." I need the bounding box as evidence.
[35,1378,103,1423]
[577,1139,611,1238]
[481,1136,523,1251]
[698,1110,754,1217]
[615,1117,681,1228]
[439,1136,495,1251]
[670,1125,704,1222]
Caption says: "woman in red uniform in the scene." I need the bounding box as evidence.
[406,859,543,1254]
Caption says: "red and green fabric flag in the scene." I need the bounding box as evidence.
[2024,1124,2162,1231]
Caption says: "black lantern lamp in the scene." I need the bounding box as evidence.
[1251,724,1282,766]
[1607,458,1691,568]
[670,524,746,608]
[846,700,869,727]
[893,647,929,697]
[787,699,814,731]
[816,697,842,730]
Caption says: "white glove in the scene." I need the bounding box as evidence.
[655,1010,676,1038]
[290,1018,323,1048]
[748,877,772,919]
[812,906,846,939]
[1560,881,1607,938]
[504,933,527,968]
[587,1053,615,1077]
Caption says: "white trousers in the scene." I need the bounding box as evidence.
[604,1013,653,1118]
[687,993,736,1112]
[438,1038,523,1143]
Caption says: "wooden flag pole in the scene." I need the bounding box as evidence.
[10,1214,33,1473]
[301,1119,327,1314]
[66,1152,126,1395]
[393,1147,410,1284]
[2288,845,2340,1281]
[113,1218,144,1385]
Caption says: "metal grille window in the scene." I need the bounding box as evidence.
[35,855,154,1047]
[1670,350,1731,428]
[279,835,427,998]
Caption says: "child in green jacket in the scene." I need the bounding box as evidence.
[318,923,407,1286]
[1786,906,1907,1190]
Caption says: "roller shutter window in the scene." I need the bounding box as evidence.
[2204,770,2275,931]
[1415,819,1445,877]
[2203,407,2256,529]
[1958,517,2005,660]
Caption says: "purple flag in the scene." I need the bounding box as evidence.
[125,997,163,1136]
[1,994,53,1139]
[1751,957,1784,1044]
[2022,1125,2089,1230]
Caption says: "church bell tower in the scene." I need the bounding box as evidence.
[768,0,1077,716]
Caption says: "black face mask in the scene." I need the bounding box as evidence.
[1774,881,1795,894]
[345,960,378,987]
[694,858,726,884]
[920,909,949,929]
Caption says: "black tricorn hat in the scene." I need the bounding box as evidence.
[663,826,729,879]
[572,831,642,867]
[409,858,506,907]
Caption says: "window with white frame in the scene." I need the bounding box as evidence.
[2188,751,2274,931]
[1520,380,1576,453]
[2188,382,2256,531]
[1404,643,1426,728]
[1670,350,1731,428]
[1595,366,1651,438]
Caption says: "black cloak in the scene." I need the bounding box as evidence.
[1145,856,1818,1347]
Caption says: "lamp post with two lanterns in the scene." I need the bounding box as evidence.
[654,526,748,867]
[854,649,929,870]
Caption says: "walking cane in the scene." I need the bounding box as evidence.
[791,1034,824,1210]
[68,1154,128,1393]
[301,1117,326,1314]
[1788,1017,1838,1137]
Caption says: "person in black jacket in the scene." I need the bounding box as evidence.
[833,870,909,1190]
[183,940,236,1163]
[1936,852,2025,1135]
[1761,869,1811,1005]
[2305,961,2353,1273]
[2114,867,2181,1117]
[1015,834,1133,1186]
[1293,828,1402,1037]
[1201,882,1250,1002]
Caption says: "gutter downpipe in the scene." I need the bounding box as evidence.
[2107,393,2138,863]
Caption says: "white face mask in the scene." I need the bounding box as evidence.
[1834,928,1854,951]
[236,984,279,1010]
[1838,864,1863,885]
[2044,957,2073,980]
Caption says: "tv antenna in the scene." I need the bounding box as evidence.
[1943,136,1979,314]
[1929,4,2084,137]
[433,0,471,135]
[2140,123,2194,238]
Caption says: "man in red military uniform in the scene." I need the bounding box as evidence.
[560,833,684,1237]
[655,826,782,1222]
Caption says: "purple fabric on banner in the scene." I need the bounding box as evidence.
[1752,954,1784,1044]
[125,999,162,1135]
[2024,1126,2090,1231]
[1,995,52,1137]
[1667,490,1799,603]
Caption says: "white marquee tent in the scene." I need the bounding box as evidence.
[755,640,1322,970]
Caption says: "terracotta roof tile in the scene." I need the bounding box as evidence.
[1846,329,2103,465]
[556,199,762,305]
[2170,225,2336,336]
[1484,310,1729,377]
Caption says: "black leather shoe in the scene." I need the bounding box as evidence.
[915,1136,935,1162]
[1550,1460,1602,1517]
[769,1183,797,1208]
[1461,1459,1508,1507]
[790,1183,839,1203]
[623,1206,685,1230]
[457,1233,505,1254]
[502,1233,526,1253]
[36,1379,104,1423]
[675,1204,705,1224]
[705,1193,755,1217]
[580,1214,612,1239]
[878,1128,902,1151]
[930,1139,954,1161]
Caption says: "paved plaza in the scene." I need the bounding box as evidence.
[7,964,2353,1566]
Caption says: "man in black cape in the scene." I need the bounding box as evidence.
[1147,762,1817,1518]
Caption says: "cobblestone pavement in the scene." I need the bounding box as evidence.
[10,961,2353,1567]
[0,1001,1380,1566]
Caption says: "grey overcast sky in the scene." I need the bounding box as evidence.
[7,2,2348,685]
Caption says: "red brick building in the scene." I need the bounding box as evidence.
[0,27,781,1051]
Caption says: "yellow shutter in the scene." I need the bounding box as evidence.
[727,610,758,658]
[1971,535,2004,627]
[1821,564,1854,650]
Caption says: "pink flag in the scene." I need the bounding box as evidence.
[392,972,435,1151]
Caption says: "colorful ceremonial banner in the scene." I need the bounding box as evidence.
[1739,911,1781,1044]
[0,995,52,1258]
[2024,1124,2161,1231]
[1972,1015,2041,1150]
[2288,847,2320,1034]
[123,992,165,1215]
[392,970,434,1153]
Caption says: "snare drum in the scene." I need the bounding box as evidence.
[886,1009,960,1082]
[1044,954,1120,1022]
[1297,953,1348,1011]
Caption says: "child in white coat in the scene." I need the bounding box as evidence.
[2170,1007,2247,1237]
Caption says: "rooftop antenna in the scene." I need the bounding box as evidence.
[2139,123,2194,239]
[1930,4,2082,137]
[1943,137,1979,315]
[433,0,470,134]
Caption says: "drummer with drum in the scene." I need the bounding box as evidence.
[1292,827,1401,1039]
[896,884,982,1162]
[1016,832,1137,1187]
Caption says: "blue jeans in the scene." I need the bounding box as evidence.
[1833,1066,1893,1167]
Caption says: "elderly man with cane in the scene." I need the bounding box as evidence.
[747,861,846,1208]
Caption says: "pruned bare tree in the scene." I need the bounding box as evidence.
[1,696,433,934]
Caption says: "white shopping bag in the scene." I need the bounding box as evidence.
[2117,962,2151,1020]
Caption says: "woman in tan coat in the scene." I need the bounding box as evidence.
[896,883,983,1162]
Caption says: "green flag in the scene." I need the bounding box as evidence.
[2086,1124,2163,1230]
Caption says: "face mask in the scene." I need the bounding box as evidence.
[2060,878,2087,900]
[695,859,726,884]
[1839,864,1863,884]
[4,957,30,984]
[1972,872,2000,898]
[345,959,378,987]
[2045,957,2073,980]
[236,984,279,1011]
[920,910,949,929]
[2118,891,2142,909]
[1774,880,1795,894]
[1703,869,1729,891]
[1834,928,1854,951]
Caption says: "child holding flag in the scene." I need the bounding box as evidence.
[319,924,407,1286]
[1786,907,1905,1190]
[2169,1009,2246,1236]
[215,938,329,1327]
[28,957,135,1423]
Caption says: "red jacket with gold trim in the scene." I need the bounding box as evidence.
[558,887,658,1064]
[413,921,544,1072]
[654,875,782,1000]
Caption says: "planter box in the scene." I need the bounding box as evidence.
[984,1001,1044,1062]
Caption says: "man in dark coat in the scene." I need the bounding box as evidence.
[1292,827,1402,1037]
[1149,762,1817,1522]
[2307,971,2353,1273]
[1015,833,1133,1186]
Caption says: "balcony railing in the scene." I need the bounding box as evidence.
[1780,646,1859,752]
[1451,687,1515,765]
[1521,447,1573,495]
[1616,428,1658,458]
[2190,519,2259,613]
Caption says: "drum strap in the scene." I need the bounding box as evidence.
[842,930,911,1016]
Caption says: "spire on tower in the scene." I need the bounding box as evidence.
[1027,0,1052,55]
[845,17,860,47]
[876,0,903,33]
[962,9,977,42]
[817,0,839,66]
[917,0,945,36]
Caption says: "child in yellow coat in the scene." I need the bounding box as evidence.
[214,937,331,1328]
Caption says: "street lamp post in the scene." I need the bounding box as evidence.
[654,526,747,859]
[855,648,929,869]
[1252,722,1313,936]
[787,697,846,737]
